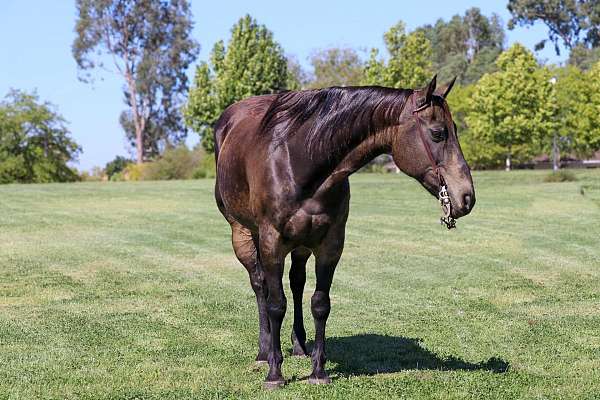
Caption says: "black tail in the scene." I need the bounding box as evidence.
[213,112,231,163]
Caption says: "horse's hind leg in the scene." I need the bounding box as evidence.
[257,225,288,389]
[289,247,311,356]
[230,222,270,363]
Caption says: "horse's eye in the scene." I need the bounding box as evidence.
[430,127,448,142]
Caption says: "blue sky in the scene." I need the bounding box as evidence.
[0,1,563,170]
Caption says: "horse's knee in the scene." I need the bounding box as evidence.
[248,268,265,293]
[266,296,287,321]
[311,291,330,320]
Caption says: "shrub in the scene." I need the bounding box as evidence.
[80,166,104,181]
[140,146,201,181]
[359,154,393,174]
[544,170,577,182]
[105,156,132,179]
[109,171,126,181]
[103,146,215,182]
[123,163,146,181]
[192,153,216,178]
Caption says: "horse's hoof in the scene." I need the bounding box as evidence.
[291,332,308,357]
[308,375,331,385]
[291,347,309,357]
[263,379,286,389]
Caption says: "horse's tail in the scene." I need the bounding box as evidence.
[213,116,226,163]
[213,105,236,163]
[212,109,234,217]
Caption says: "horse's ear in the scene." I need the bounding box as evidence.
[436,76,457,99]
[424,74,437,103]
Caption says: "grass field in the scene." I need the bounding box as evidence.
[1,170,600,399]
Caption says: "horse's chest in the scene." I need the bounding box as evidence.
[283,207,333,244]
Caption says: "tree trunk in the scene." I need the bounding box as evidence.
[552,134,559,172]
[135,124,143,164]
[505,151,511,171]
[124,70,144,164]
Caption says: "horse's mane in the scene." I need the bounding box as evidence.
[260,86,413,155]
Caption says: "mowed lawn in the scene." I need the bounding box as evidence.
[1,170,599,400]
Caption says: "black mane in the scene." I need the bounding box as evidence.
[260,86,413,155]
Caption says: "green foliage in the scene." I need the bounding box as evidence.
[121,162,144,181]
[552,66,593,157]
[418,8,505,84]
[73,0,199,162]
[192,153,216,179]
[582,61,600,154]
[568,44,600,70]
[104,156,131,180]
[363,21,433,88]
[285,55,309,90]
[79,166,104,182]
[507,0,600,54]
[544,170,577,182]
[140,145,202,181]
[184,15,290,153]
[465,44,557,169]
[184,63,217,153]
[308,47,364,88]
[0,90,81,183]
[446,84,505,170]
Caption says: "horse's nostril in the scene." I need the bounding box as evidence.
[463,194,472,210]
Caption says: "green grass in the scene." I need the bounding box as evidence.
[1,170,600,399]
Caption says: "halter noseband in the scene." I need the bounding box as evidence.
[411,93,456,230]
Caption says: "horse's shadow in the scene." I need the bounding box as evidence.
[307,334,509,377]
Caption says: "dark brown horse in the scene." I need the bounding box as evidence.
[213,76,475,388]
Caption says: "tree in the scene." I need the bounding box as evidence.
[307,47,364,88]
[466,44,557,170]
[363,21,433,88]
[0,90,81,183]
[579,62,600,155]
[507,0,600,55]
[568,44,600,70]
[418,8,505,84]
[104,155,131,179]
[73,0,199,163]
[184,15,290,153]
[286,55,309,90]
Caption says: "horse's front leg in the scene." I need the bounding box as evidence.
[309,227,344,384]
[259,226,288,389]
[289,247,311,356]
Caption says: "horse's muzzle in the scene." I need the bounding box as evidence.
[450,189,476,219]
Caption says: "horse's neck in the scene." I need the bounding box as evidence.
[312,127,394,197]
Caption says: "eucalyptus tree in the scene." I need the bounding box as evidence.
[73,0,199,163]
[418,8,505,84]
[507,0,600,54]
[307,47,364,88]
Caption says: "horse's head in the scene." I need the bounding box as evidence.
[391,75,475,220]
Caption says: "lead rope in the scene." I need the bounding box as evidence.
[411,94,456,230]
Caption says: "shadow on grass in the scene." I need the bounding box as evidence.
[312,334,509,377]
